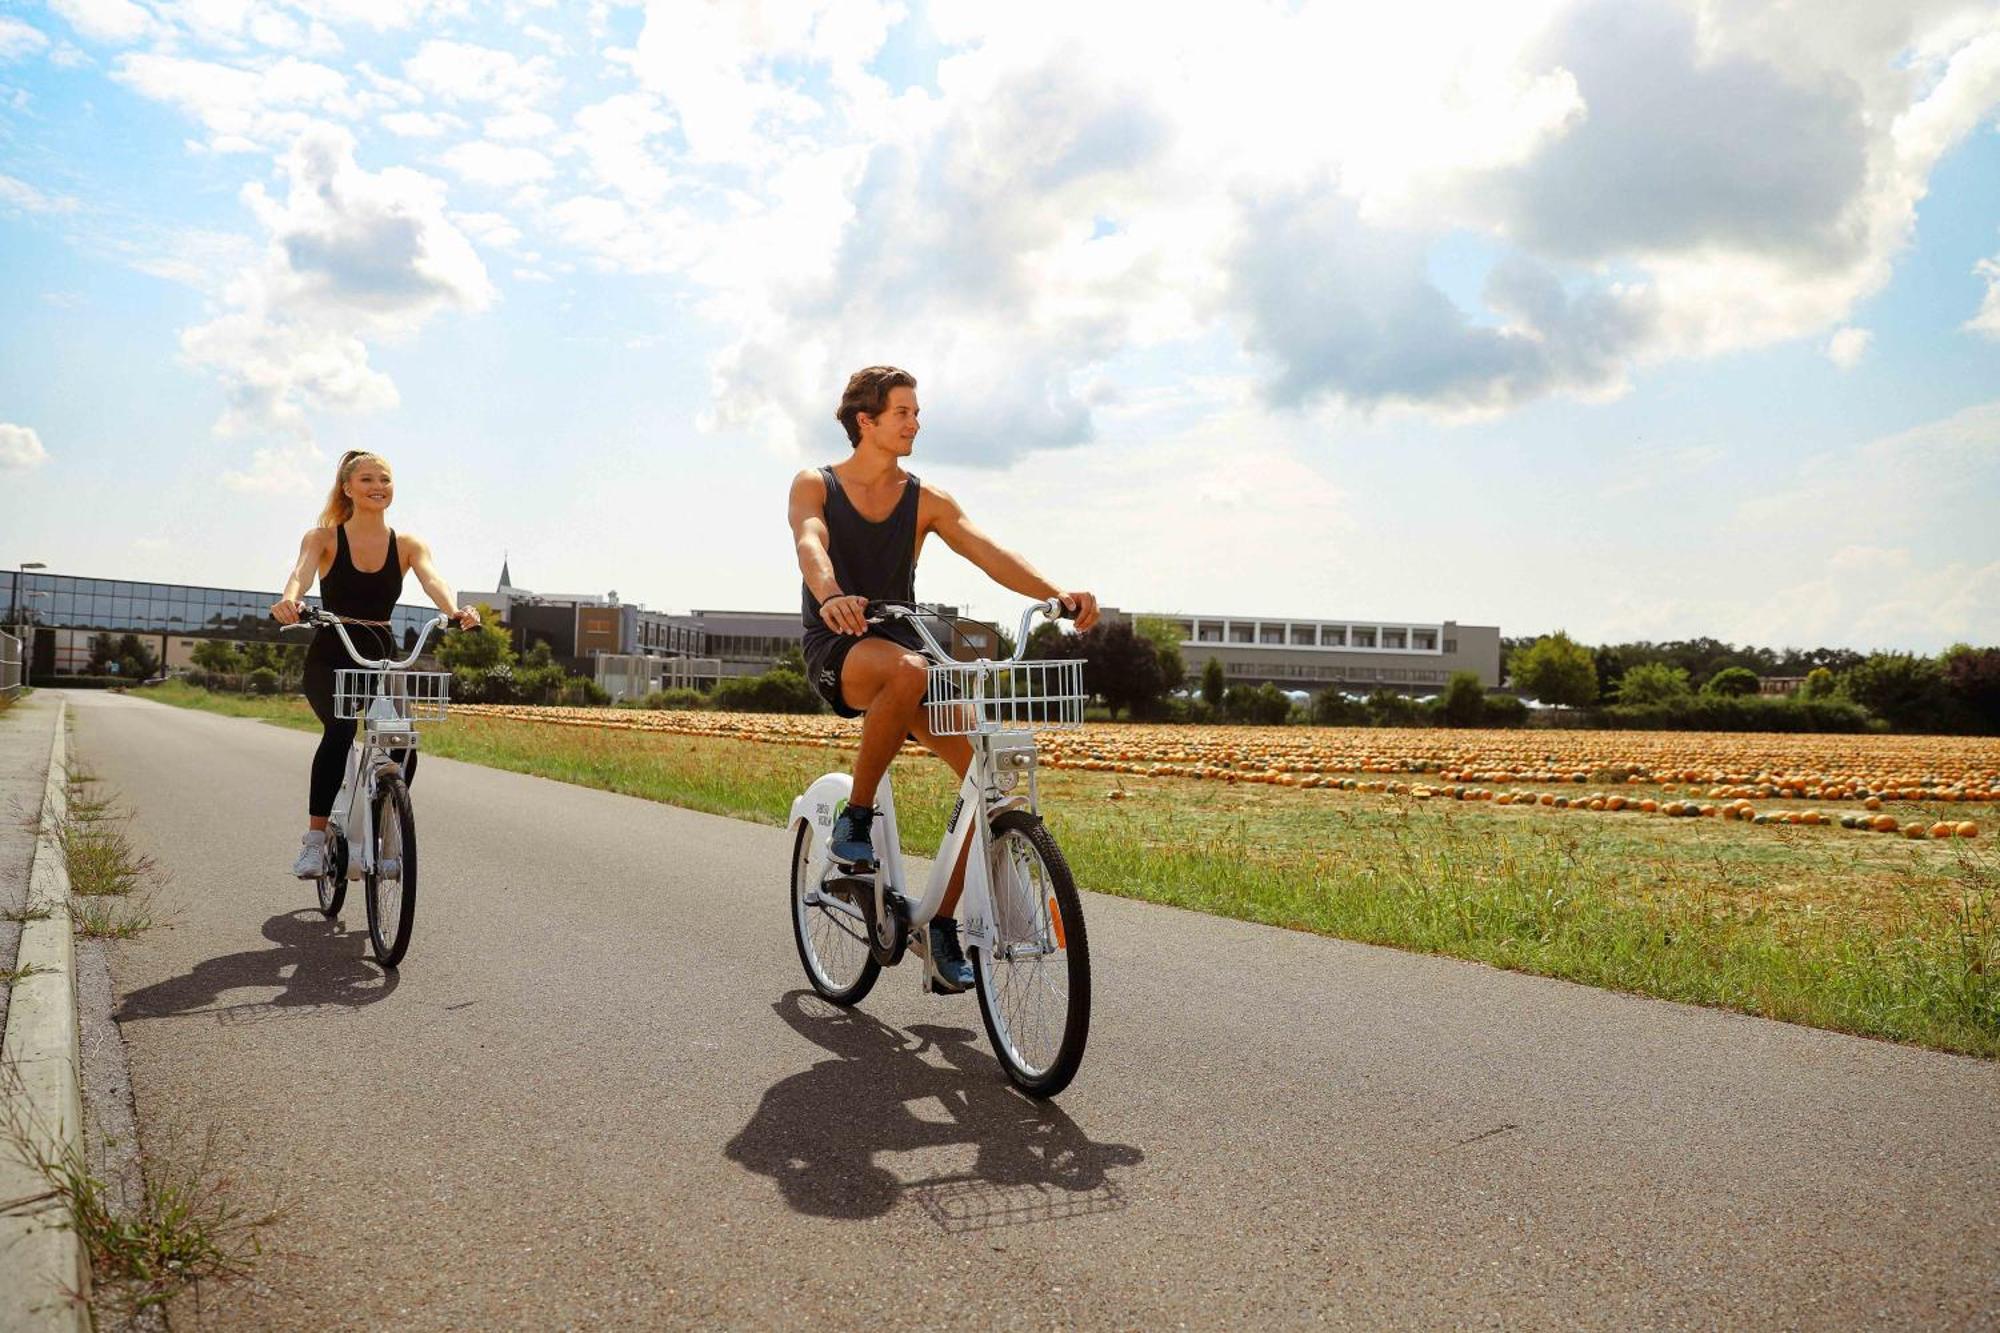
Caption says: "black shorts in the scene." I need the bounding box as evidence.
[801,624,923,718]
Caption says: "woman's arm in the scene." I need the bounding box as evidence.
[269,528,332,624]
[403,535,481,628]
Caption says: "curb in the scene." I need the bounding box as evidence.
[0,699,90,1329]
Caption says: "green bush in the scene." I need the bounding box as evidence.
[1597,695,1872,733]
[1442,671,1485,726]
[247,666,279,695]
[713,667,823,714]
[1615,661,1694,706]
[1702,666,1761,697]
[560,677,610,707]
[1480,692,1530,727]
[1364,688,1423,727]
[1222,682,1291,725]
[1311,688,1366,726]
[642,687,710,710]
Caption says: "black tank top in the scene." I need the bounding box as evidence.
[801,466,919,632]
[312,525,405,658]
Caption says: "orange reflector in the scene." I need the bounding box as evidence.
[1048,896,1067,949]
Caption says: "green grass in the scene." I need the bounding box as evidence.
[139,684,2000,1057]
[0,1096,280,1319]
[59,771,161,939]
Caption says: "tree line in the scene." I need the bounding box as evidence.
[1507,631,2000,734]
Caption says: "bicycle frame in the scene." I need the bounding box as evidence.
[285,611,448,880]
[789,600,1065,966]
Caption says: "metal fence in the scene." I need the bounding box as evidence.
[0,629,21,699]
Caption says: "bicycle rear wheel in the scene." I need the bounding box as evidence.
[316,829,347,917]
[364,773,417,968]
[790,820,879,1005]
[974,810,1090,1098]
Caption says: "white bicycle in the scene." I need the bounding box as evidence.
[787,598,1092,1098]
[281,609,452,968]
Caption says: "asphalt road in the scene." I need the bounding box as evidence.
[68,689,2000,1329]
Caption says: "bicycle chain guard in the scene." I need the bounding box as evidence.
[831,873,910,968]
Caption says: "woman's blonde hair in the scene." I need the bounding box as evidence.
[318,450,391,529]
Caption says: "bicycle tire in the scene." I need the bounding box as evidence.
[790,820,879,1005]
[974,810,1090,1098]
[316,829,347,918]
[364,773,417,968]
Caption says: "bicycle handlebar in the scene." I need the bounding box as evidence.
[865,597,1076,664]
[278,607,454,670]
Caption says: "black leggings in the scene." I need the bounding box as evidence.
[303,654,415,818]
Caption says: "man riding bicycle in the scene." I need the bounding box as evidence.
[788,365,1099,993]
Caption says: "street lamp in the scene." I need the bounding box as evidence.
[9,561,45,635]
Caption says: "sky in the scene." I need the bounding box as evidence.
[2,0,1998,653]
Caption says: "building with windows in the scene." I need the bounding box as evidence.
[459,561,706,675]
[1138,613,1503,693]
[684,608,1000,678]
[5,568,439,680]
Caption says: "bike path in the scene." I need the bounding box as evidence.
[69,690,2000,1329]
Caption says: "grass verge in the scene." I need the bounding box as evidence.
[140,685,2000,1057]
[1,1090,281,1319]
[58,770,162,941]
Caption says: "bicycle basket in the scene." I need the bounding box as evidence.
[334,669,450,724]
[924,658,1085,736]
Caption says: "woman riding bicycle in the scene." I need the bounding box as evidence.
[269,450,479,879]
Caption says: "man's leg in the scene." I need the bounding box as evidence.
[838,638,931,807]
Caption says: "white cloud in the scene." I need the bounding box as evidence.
[439,140,555,187]
[379,109,462,138]
[0,423,49,470]
[452,209,521,249]
[113,52,360,150]
[567,93,674,202]
[565,1,2000,462]
[1969,252,2000,338]
[1826,326,1873,369]
[1740,398,2000,523]
[0,173,81,214]
[485,108,556,141]
[220,441,325,494]
[179,125,493,460]
[48,0,154,45]
[0,17,51,61]
[403,39,556,104]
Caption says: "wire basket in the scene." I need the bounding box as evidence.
[334,669,450,723]
[925,658,1085,736]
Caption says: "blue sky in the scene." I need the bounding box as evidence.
[2,0,1998,652]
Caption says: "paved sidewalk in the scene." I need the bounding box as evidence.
[0,693,62,1033]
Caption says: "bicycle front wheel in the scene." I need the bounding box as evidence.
[364,773,417,968]
[790,819,879,1005]
[974,810,1090,1098]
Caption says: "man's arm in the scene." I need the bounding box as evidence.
[922,485,1099,629]
[788,469,868,635]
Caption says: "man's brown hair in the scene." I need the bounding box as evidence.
[835,365,917,446]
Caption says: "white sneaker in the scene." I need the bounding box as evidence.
[292,833,326,879]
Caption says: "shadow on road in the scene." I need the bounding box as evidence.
[725,991,1143,1231]
[116,909,399,1024]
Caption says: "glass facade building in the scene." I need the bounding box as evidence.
[6,570,439,677]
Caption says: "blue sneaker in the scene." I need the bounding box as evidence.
[829,804,877,870]
[926,917,974,993]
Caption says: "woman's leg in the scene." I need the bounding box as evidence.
[303,656,355,830]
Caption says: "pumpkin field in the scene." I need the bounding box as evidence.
[456,704,1989,841]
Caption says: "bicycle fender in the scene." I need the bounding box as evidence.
[790,772,852,841]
